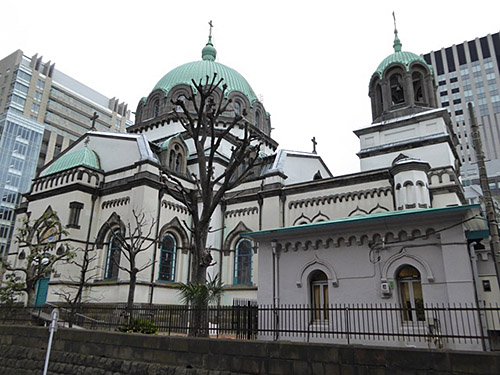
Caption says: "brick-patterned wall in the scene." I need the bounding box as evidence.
[0,325,498,375]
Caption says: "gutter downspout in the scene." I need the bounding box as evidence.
[469,241,491,351]
[81,194,97,304]
[148,189,164,305]
[272,240,279,341]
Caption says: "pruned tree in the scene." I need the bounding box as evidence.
[0,209,74,307]
[106,209,156,313]
[54,245,99,327]
[164,73,262,287]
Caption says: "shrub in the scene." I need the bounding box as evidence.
[118,317,158,334]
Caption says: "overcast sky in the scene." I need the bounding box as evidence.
[1,0,499,176]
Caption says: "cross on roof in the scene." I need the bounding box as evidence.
[311,137,317,154]
[209,20,213,38]
[90,111,99,130]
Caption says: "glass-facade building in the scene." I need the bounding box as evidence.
[0,110,43,254]
[0,49,132,255]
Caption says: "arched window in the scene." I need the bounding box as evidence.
[233,100,242,116]
[398,265,425,321]
[175,151,182,173]
[176,95,186,112]
[390,74,405,105]
[158,233,177,282]
[104,231,121,280]
[376,83,384,113]
[169,149,175,170]
[310,270,329,321]
[255,111,261,129]
[153,99,160,117]
[234,238,253,285]
[412,72,424,103]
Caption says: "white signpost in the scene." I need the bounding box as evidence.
[43,308,59,375]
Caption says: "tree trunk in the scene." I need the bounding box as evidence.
[127,272,137,314]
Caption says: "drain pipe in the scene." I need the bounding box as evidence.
[272,240,280,340]
[149,189,164,305]
[468,241,491,351]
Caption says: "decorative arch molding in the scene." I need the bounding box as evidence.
[381,249,435,283]
[102,196,130,209]
[223,221,255,255]
[161,200,189,215]
[368,203,390,214]
[95,212,126,249]
[159,216,190,253]
[311,211,330,223]
[225,206,258,218]
[293,213,311,226]
[288,186,392,209]
[348,206,368,217]
[296,255,339,288]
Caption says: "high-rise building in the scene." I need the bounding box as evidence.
[422,32,500,195]
[0,50,132,255]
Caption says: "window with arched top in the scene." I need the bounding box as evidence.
[398,265,425,321]
[310,270,329,321]
[166,143,186,174]
[234,238,253,285]
[233,100,242,116]
[176,95,186,112]
[376,83,384,114]
[390,74,405,105]
[158,233,176,282]
[255,111,261,129]
[153,99,160,117]
[104,231,122,280]
[412,72,424,103]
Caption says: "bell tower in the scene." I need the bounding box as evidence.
[368,15,438,123]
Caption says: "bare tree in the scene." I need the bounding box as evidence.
[107,210,156,313]
[53,246,99,327]
[0,210,74,307]
[165,74,262,286]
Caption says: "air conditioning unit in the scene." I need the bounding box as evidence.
[381,282,392,297]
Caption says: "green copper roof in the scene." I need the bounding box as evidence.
[152,39,258,104]
[375,25,432,77]
[40,147,101,177]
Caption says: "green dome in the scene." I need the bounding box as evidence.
[40,147,101,177]
[375,26,432,77]
[152,39,258,104]
[376,51,430,77]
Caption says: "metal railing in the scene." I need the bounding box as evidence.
[1,302,498,350]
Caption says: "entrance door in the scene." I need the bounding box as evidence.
[34,277,50,307]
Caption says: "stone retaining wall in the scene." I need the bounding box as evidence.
[0,325,498,375]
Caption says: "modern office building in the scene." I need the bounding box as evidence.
[422,32,500,192]
[0,50,132,255]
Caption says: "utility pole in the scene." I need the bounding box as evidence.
[468,102,500,290]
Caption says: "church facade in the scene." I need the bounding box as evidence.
[5,25,499,336]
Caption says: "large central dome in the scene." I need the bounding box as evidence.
[152,37,258,104]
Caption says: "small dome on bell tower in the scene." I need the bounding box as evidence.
[368,16,438,123]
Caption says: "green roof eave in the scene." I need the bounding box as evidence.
[245,204,484,238]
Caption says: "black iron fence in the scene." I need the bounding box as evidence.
[1,302,499,350]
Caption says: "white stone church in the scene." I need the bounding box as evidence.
[6,25,499,332]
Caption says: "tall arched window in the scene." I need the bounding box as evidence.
[159,233,176,282]
[412,72,424,103]
[390,74,405,105]
[234,238,252,285]
[104,231,121,280]
[176,95,186,112]
[153,99,160,117]
[233,101,242,116]
[310,270,329,321]
[398,265,425,321]
[255,111,261,129]
[376,84,384,114]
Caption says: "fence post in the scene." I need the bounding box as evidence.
[345,306,350,345]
